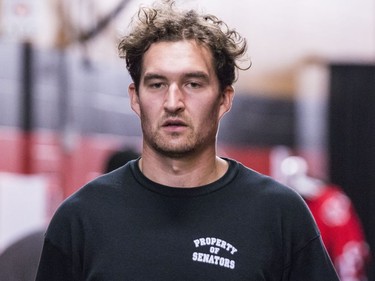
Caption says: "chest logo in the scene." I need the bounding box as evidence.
[192,237,237,269]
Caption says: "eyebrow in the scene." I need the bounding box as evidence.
[143,73,166,83]
[142,71,210,83]
[184,71,210,82]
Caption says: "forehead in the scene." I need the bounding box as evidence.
[141,40,215,78]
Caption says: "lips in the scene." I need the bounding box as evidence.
[162,118,187,127]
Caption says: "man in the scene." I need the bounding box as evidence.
[36,1,339,280]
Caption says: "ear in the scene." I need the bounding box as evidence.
[128,83,141,117]
[218,85,234,119]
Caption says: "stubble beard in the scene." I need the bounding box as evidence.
[140,99,221,159]
[142,125,200,159]
[141,119,217,159]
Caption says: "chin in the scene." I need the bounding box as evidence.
[153,143,197,158]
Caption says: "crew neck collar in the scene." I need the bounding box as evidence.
[129,158,239,197]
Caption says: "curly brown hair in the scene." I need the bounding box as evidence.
[118,0,250,92]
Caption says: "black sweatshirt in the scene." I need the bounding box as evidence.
[36,158,339,281]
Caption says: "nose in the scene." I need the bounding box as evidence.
[164,84,184,113]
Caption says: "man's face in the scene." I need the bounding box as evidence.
[129,40,233,158]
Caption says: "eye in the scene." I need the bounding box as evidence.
[149,82,165,89]
[186,81,202,89]
[190,82,200,88]
[148,82,166,90]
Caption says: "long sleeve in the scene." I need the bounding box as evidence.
[283,236,340,280]
[35,238,75,281]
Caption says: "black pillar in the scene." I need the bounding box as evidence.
[329,63,375,280]
[20,42,34,174]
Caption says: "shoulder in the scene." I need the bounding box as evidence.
[233,159,303,201]
[229,160,321,248]
[44,164,133,243]
[51,162,135,221]
[226,159,311,219]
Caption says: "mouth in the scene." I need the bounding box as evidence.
[161,119,188,131]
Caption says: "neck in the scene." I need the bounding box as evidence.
[139,152,228,188]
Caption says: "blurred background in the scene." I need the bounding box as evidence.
[0,0,374,280]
